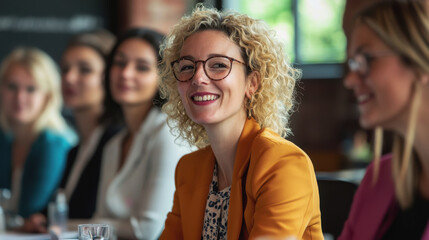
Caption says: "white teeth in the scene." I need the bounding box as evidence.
[193,94,218,102]
[357,94,370,103]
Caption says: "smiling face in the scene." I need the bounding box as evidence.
[1,64,47,127]
[61,46,105,110]
[344,23,417,130]
[109,38,159,107]
[176,30,255,127]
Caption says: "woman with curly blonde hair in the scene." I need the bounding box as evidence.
[159,5,323,239]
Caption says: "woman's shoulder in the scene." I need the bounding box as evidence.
[367,154,392,174]
[147,107,168,128]
[173,146,214,185]
[177,147,212,167]
[103,127,127,152]
[247,128,315,181]
[175,147,213,173]
[137,108,170,138]
[38,129,72,149]
[359,154,393,190]
[26,130,72,164]
[145,109,192,149]
[253,128,310,160]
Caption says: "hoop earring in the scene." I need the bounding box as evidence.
[246,96,254,119]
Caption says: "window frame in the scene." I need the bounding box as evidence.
[219,0,346,79]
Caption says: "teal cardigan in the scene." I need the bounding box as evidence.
[0,129,71,218]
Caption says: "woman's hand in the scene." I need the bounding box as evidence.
[22,213,47,233]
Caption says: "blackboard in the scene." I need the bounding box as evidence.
[0,0,111,63]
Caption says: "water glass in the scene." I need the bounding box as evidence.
[0,189,11,212]
[130,216,143,239]
[78,224,110,240]
[0,188,23,229]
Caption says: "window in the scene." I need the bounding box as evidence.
[223,0,347,79]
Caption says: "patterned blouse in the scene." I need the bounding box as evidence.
[202,164,231,240]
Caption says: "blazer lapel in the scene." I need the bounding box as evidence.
[183,148,215,239]
[228,118,261,239]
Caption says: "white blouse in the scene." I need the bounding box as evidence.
[93,108,191,239]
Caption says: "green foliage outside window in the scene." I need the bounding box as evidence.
[239,0,295,60]
[298,0,346,63]
[238,0,346,64]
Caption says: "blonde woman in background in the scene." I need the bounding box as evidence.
[339,1,429,239]
[159,5,322,239]
[0,47,72,232]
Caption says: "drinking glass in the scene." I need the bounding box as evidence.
[130,216,143,240]
[0,189,11,208]
[0,188,23,229]
[0,189,10,232]
[78,224,110,240]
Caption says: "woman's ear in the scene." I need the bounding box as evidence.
[245,71,260,99]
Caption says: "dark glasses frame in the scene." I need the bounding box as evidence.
[171,55,246,82]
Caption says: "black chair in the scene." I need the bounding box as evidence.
[317,176,358,239]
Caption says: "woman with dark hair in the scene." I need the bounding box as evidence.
[59,29,120,220]
[85,28,190,239]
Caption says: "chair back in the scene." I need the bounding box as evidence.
[317,176,358,239]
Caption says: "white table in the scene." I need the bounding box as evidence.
[0,231,77,240]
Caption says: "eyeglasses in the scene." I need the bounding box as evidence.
[347,52,395,77]
[171,55,246,82]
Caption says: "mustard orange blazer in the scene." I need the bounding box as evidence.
[160,118,323,239]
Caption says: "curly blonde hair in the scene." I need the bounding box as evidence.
[160,4,301,148]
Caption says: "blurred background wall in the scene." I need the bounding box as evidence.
[0,0,110,62]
